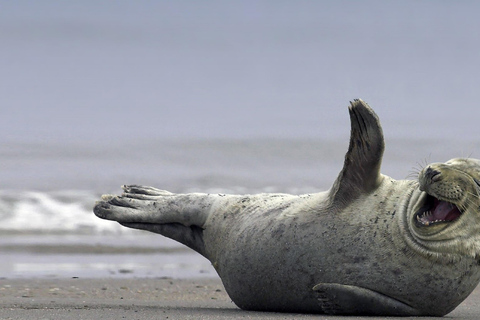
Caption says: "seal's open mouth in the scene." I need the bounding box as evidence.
[415,195,462,227]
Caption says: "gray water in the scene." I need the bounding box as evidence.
[1,1,480,278]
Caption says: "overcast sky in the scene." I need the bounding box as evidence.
[1,1,479,143]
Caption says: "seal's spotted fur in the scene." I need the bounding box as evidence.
[94,100,480,316]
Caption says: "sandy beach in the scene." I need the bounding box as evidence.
[0,277,478,319]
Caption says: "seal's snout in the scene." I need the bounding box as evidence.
[419,166,442,192]
[415,165,465,228]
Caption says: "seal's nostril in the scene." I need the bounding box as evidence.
[425,167,441,182]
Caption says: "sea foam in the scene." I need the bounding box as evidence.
[0,190,122,234]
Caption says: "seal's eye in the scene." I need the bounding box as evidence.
[474,178,480,188]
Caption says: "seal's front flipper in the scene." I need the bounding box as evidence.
[313,283,421,316]
[330,99,385,207]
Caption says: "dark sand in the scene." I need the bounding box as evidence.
[0,277,478,319]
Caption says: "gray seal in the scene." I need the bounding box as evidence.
[94,99,480,316]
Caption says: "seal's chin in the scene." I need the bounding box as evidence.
[415,194,462,227]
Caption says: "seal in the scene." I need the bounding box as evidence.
[93,99,480,316]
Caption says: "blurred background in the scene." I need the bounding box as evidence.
[1,0,480,278]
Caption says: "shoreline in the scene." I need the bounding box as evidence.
[0,277,478,319]
[0,233,219,279]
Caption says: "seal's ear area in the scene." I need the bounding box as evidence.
[330,99,385,207]
[313,283,422,316]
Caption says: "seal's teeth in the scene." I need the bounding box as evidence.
[422,210,432,219]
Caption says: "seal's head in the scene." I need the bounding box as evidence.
[410,158,480,260]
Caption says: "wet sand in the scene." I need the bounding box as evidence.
[0,277,478,319]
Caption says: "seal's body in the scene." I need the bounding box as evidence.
[203,181,480,316]
[94,100,480,316]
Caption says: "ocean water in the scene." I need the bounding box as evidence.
[1,1,480,278]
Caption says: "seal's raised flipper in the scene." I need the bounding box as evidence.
[330,99,385,207]
[313,283,421,316]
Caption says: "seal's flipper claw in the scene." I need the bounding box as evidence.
[330,99,385,207]
[101,194,115,201]
[313,283,421,316]
[122,185,173,199]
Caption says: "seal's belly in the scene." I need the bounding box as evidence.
[204,210,394,311]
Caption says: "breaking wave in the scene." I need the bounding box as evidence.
[0,190,118,234]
